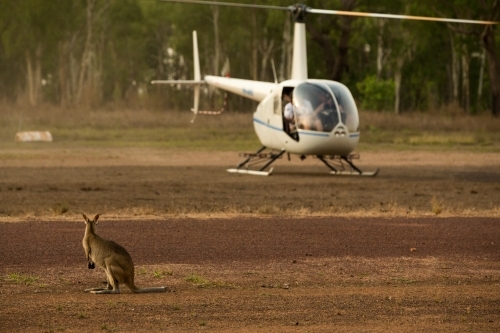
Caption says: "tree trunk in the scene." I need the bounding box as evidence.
[481,25,500,117]
[307,0,355,81]
[461,44,470,113]
[154,25,169,108]
[211,5,220,76]
[69,33,79,103]
[306,20,335,78]
[332,0,355,81]
[93,29,105,106]
[258,28,275,81]
[376,20,385,79]
[34,44,42,104]
[26,51,34,106]
[58,41,69,107]
[76,0,95,105]
[449,30,460,105]
[394,57,404,114]
[251,11,258,81]
[279,14,292,81]
[25,44,42,106]
[476,48,486,112]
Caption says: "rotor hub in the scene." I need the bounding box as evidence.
[289,3,309,23]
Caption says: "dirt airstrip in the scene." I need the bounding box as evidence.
[0,149,499,332]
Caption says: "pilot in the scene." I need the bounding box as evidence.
[283,93,296,132]
[283,93,294,121]
[296,93,325,131]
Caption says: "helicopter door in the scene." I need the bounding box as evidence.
[281,87,298,141]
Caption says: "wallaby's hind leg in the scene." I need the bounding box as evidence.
[85,264,121,294]
[85,287,107,292]
[84,275,113,293]
[86,265,121,294]
[84,279,114,293]
[90,283,120,294]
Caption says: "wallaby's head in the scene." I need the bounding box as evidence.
[83,214,100,234]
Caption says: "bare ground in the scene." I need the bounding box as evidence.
[0,149,499,218]
[0,148,499,332]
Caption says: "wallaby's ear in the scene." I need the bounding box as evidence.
[82,214,89,223]
[94,214,100,223]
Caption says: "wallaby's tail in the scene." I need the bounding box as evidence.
[131,286,167,293]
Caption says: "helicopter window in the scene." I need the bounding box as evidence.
[292,83,340,132]
[326,83,359,133]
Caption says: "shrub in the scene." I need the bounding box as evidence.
[357,75,395,111]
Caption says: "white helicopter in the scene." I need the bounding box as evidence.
[153,0,497,176]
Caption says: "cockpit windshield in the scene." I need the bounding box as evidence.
[292,81,359,133]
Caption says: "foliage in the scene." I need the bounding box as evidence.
[357,75,395,111]
[0,0,499,113]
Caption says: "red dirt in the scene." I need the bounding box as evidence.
[1,217,500,332]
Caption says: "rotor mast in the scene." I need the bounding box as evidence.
[290,4,309,81]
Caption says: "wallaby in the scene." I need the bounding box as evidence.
[82,214,166,294]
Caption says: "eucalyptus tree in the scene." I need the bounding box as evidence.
[0,0,74,105]
[418,0,500,116]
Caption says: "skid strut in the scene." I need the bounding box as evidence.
[227,146,285,176]
[317,155,379,177]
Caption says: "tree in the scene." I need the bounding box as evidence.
[419,0,500,116]
[306,0,357,82]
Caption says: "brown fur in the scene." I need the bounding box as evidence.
[82,214,166,294]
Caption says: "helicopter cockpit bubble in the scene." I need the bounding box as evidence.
[292,81,359,133]
[326,82,359,133]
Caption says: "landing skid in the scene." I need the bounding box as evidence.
[227,146,285,176]
[227,148,378,176]
[317,155,379,177]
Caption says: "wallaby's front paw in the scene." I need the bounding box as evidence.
[88,261,95,269]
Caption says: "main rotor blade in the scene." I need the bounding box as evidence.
[159,0,497,25]
[308,8,498,25]
[158,0,288,11]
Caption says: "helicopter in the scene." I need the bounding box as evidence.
[152,0,497,176]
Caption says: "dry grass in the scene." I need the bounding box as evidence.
[359,107,500,132]
[430,197,443,215]
[0,103,246,131]
[358,110,500,150]
[0,103,258,150]
[3,203,494,223]
[1,103,499,151]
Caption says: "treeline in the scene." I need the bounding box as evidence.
[0,0,499,115]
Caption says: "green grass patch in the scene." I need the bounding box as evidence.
[153,269,173,278]
[7,272,39,285]
[185,273,209,285]
[185,273,237,289]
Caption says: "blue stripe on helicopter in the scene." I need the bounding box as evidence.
[253,117,283,132]
[297,130,329,137]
